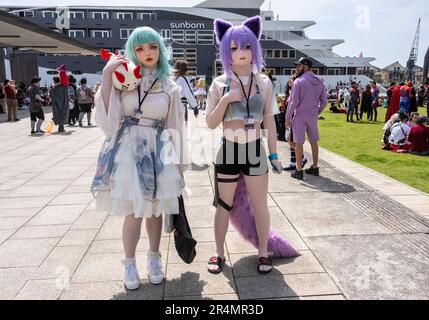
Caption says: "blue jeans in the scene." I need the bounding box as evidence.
[347,103,359,122]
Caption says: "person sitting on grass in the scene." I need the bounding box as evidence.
[329,103,346,113]
[384,112,411,151]
[407,116,429,156]
[407,112,419,128]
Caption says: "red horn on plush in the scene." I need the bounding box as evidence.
[114,71,125,83]
[133,65,142,79]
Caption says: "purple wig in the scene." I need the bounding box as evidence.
[214,16,264,77]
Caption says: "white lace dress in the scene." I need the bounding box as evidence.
[92,73,189,218]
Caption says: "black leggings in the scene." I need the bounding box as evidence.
[30,110,45,121]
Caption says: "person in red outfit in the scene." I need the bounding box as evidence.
[385,82,401,122]
[57,64,69,87]
[408,116,429,156]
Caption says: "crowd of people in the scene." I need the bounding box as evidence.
[0,73,99,134]
[326,81,384,122]
[385,81,429,119]
[382,112,429,156]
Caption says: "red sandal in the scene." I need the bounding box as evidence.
[257,257,273,274]
[207,256,226,274]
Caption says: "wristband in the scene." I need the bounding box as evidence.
[268,153,279,161]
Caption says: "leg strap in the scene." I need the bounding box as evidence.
[217,198,233,212]
[217,177,240,183]
[212,164,239,212]
[215,176,239,211]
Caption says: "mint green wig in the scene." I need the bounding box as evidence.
[125,27,171,80]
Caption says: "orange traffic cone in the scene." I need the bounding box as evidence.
[45,120,54,135]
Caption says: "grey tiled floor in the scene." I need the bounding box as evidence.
[0,108,428,300]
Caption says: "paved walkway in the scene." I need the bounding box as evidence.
[0,108,428,300]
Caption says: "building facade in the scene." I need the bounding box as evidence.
[1,0,376,86]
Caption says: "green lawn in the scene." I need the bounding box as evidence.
[318,106,429,194]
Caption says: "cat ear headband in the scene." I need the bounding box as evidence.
[214,15,262,43]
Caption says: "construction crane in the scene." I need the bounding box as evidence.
[406,18,420,82]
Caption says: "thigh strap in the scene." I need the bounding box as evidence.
[212,165,239,212]
[217,177,240,183]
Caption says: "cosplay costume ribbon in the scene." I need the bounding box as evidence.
[209,16,300,258]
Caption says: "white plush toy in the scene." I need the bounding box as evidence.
[100,48,142,92]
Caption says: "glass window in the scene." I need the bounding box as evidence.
[185,30,196,45]
[116,12,133,20]
[172,48,185,60]
[91,30,111,38]
[187,67,197,77]
[92,12,109,19]
[281,50,288,58]
[69,30,85,38]
[197,30,213,45]
[185,48,197,63]
[283,68,293,75]
[171,30,184,44]
[42,11,58,19]
[327,68,341,76]
[266,50,273,59]
[160,29,171,39]
[120,29,133,39]
[274,50,281,59]
[69,11,84,19]
[138,13,156,20]
[216,61,223,76]
[24,11,34,18]
[289,50,296,59]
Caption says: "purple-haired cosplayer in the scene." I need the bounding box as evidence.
[205,16,299,275]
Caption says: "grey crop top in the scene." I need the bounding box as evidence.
[222,78,265,123]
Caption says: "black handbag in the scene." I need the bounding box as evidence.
[173,196,197,264]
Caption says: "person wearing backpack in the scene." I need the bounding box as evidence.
[384,112,411,151]
[77,78,94,126]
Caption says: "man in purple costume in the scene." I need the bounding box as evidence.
[285,57,328,180]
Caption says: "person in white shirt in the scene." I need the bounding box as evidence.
[388,112,411,146]
[343,87,351,109]
[173,60,199,122]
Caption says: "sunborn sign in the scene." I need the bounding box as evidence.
[170,21,206,29]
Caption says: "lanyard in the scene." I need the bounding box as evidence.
[137,79,158,111]
[234,73,253,117]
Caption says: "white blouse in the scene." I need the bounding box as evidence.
[94,75,189,172]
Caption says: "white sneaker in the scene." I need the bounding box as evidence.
[147,250,164,285]
[122,257,140,290]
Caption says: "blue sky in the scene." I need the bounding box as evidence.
[2,0,428,68]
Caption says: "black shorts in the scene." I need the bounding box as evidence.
[215,138,268,176]
[79,103,92,113]
[30,110,45,121]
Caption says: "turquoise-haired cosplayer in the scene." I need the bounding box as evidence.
[125,26,172,81]
[91,25,189,289]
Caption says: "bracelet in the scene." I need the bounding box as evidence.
[268,153,279,161]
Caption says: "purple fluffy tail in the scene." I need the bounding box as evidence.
[229,175,300,258]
